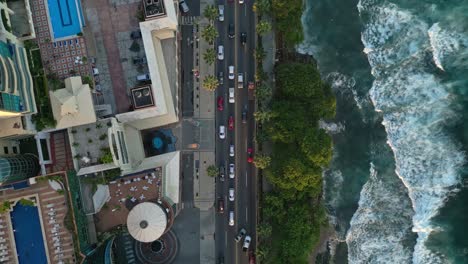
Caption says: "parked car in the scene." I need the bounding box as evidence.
[235,228,246,242]
[136,73,150,81]
[229,163,235,178]
[228,23,235,38]
[247,148,253,163]
[179,0,189,13]
[130,30,142,39]
[229,188,235,201]
[218,198,224,213]
[243,236,251,252]
[237,72,243,89]
[239,0,245,4]
[218,45,224,60]
[218,71,224,85]
[133,57,147,65]
[219,166,225,181]
[228,116,234,130]
[217,96,224,111]
[228,66,235,79]
[229,144,234,157]
[248,81,255,90]
[218,5,224,21]
[229,211,234,226]
[229,88,235,103]
[242,110,247,123]
[249,251,256,264]
[219,125,226,139]
[240,32,247,45]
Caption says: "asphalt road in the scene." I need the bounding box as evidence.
[214,0,257,263]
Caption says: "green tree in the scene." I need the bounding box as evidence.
[256,20,272,35]
[203,5,218,22]
[254,46,267,62]
[202,75,219,91]
[0,201,11,213]
[253,0,271,15]
[99,148,114,164]
[254,111,276,123]
[203,48,216,66]
[253,153,271,169]
[206,165,219,177]
[300,128,333,167]
[19,198,35,207]
[254,128,269,144]
[270,0,304,46]
[201,24,218,44]
[255,83,272,103]
[257,222,273,240]
[255,71,267,82]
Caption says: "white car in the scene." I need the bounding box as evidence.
[229,88,235,103]
[229,188,235,201]
[228,66,235,79]
[242,235,251,251]
[229,211,234,226]
[229,144,234,157]
[218,5,224,21]
[218,45,224,60]
[229,163,235,178]
[219,125,226,139]
[239,0,245,4]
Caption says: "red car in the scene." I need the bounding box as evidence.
[249,250,256,264]
[228,116,234,130]
[247,148,253,163]
[217,96,224,111]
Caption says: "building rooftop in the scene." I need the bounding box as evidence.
[131,85,155,109]
[143,0,167,19]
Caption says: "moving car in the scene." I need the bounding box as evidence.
[218,71,224,85]
[242,110,247,123]
[229,211,234,226]
[228,66,235,79]
[237,73,244,88]
[228,116,234,130]
[218,198,224,213]
[179,0,189,13]
[243,236,251,252]
[217,96,224,111]
[235,228,246,242]
[218,45,224,60]
[219,126,226,139]
[247,148,253,163]
[239,0,245,4]
[240,32,247,45]
[229,144,234,157]
[229,88,235,103]
[229,163,235,178]
[219,166,225,181]
[229,188,235,201]
[218,5,224,21]
[249,251,256,264]
[248,81,255,90]
[228,23,235,38]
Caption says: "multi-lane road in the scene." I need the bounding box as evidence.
[214,1,257,264]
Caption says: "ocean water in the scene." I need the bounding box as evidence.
[300,0,468,263]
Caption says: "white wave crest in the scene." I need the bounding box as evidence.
[427,23,467,71]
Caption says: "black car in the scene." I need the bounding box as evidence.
[228,24,235,38]
[240,32,247,44]
[242,110,247,123]
[130,30,142,39]
[219,166,225,181]
[133,57,147,65]
[218,71,224,85]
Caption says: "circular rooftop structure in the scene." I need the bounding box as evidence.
[127,202,167,242]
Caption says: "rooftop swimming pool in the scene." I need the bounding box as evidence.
[47,0,85,39]
[10,203,47,264]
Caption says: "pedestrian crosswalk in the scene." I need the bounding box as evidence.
[181,16,198,25]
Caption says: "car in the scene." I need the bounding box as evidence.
[243,236,251,252]
[218,198,224,213]
[218,71,224,85]
[218,45,224,60]
[248,81,255,90]
[130,30,142,39]
[228,23,235,38]
[228,66,235,79]
[218,5,224,21]
[133,57,147,65]
[179,0,189,13]
[229,144,234,157]
[240,32,247,44]
[247,148,253,163]
[242,110,247,123]
[228,116,234,130]
[219,126,226,139]
[217,96,224,111]
[229,211,234,226]
[249,251,256,264]
[136,73,150,81]
[239,0,245,4]
[235,228,246,242]
[229,188,235,201]
[237,73,243,89]
[219,166,225,181]
[229,163,235,178]
[229,88,235,103]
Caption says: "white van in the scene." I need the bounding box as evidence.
[137,73,150,81]
[218,45,224,60]
[229,88,235,103]
[229,211,234,226]
[218,5,224,21]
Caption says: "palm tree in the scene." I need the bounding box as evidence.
[203,48,217,66]
[206,165,219,177]
[203,5,218,23]
[201,24,218,44]
[256,20,272,35]
[202,75,219,91]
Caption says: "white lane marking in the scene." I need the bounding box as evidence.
[225,230,228,247]
[246,207,248,222]
[245,171,248,187]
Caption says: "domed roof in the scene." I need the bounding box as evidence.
[127,202,167,242]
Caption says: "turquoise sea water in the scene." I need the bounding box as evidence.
[300,0,468,263]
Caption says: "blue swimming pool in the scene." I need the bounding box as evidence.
[47,0,85,39]
[10,203,47,264]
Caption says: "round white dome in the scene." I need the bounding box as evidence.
[127,202,167,242]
